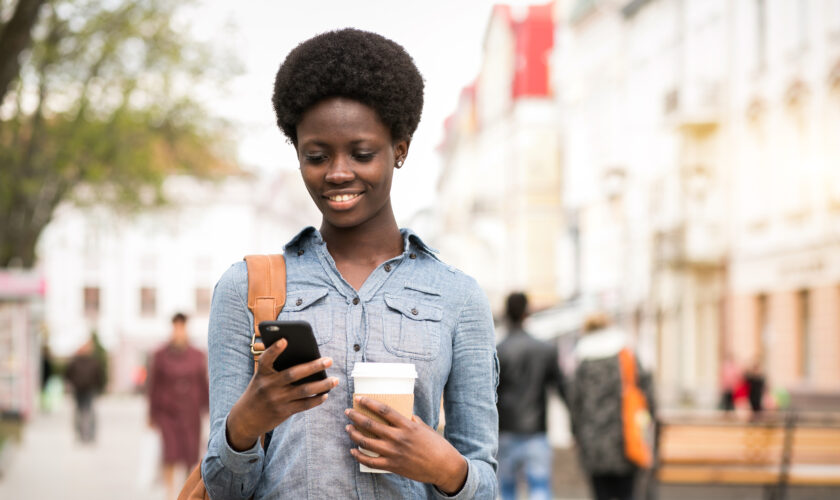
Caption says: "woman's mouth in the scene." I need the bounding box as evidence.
[328,193,360,202]
[324,192,362,210]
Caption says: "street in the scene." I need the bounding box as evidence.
[0,395,167,500]
[1,394,838,500]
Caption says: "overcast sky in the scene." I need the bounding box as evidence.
[189,0,527,221]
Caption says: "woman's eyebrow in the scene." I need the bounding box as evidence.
[300,138,378,148]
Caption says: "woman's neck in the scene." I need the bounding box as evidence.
[320,216,403,266]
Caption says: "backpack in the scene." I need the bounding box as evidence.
[178,254,286,500]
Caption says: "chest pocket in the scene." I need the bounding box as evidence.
[382,294,442,360]
[278,288,332,346]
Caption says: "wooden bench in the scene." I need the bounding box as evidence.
[655,412,840,497]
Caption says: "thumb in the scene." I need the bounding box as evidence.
[258,337,287,374]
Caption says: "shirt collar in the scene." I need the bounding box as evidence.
[283,226,320,252]
[283,226,438,256]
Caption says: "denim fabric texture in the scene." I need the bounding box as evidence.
[497,433,552,500]
[201,227,499,499]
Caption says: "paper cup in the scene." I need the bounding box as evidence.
[351,362,417,473]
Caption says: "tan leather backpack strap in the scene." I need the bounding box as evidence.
[244,254,287,372]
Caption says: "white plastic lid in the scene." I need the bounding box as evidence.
[351,362,417,379]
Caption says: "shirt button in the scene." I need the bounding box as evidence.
[295,298,303,306]
[384,264,391,272]
[409,253,417,259]
[352,297,360,305]
[411,308,418,315]
[353,343,361,352]
[248,458,258,463]
[297,249,304,256]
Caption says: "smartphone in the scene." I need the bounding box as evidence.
[258,320,328,385]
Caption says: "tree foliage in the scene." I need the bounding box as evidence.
[0,0,238,268]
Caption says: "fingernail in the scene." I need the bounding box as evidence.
[345,424,351,431]
[344,409,350,416]
[323,358,332,367]
[354,395,362,403]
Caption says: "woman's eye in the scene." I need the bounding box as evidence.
[305,154,327,164]
[354,152,375,162]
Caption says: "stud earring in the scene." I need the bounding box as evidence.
[396,159,404,167]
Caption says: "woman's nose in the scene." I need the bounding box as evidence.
[324,155,354,184]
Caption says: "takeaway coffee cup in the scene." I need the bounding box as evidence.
[351,362,417,473]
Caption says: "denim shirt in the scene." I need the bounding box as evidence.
[202,227,499,499]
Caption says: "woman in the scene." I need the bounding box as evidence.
[201,29,498,499]
[568,313,655,500]
[148,312,208,500]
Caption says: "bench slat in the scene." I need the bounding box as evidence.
[657,418,840,486]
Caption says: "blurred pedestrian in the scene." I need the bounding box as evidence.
[65,337,105,443]
[496,291,566,500]
[568,313,655,500]
[39,343,55,412]
[147,312,208,500]
[718,354,741,412]
[744,358,766,417]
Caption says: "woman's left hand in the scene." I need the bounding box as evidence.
[345,396,468,495]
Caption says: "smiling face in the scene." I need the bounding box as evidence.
[296,97,408,233]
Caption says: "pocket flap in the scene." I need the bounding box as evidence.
[384,294,443,322]
[284,288,329,311]
[403,282,441,296]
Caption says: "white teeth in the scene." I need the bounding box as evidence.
[329,193,360,202]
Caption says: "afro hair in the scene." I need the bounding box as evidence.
[272,28,424,146]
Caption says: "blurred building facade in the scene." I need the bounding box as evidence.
[37,171,318,391]
[0,271,44,420]
[437,0,840,407]
[437,4,563,310]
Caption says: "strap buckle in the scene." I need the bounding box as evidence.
[250,331,264,356]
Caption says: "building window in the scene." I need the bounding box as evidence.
[755,0,766,71]
[195,287,211,316]
[798,290,811,380]
[796,0,808,50]
[83,287,100,317]
[140,287,156,317]
[757,294,769,369]
[832,1,840,35]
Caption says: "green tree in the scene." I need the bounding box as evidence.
[0,0,238,268]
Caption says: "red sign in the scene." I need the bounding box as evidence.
[0,271,45,298]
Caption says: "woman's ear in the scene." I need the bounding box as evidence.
[394,140,410,168]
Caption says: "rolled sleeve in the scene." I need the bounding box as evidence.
[218,415,264,473]
[440,282,499,499]
[432,457,482,499]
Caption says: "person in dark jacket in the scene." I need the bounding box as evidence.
[568,312,655,500]
[65,338,105,443]
[496,292,566,500]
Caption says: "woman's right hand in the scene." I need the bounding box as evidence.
[225,338,339,451]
